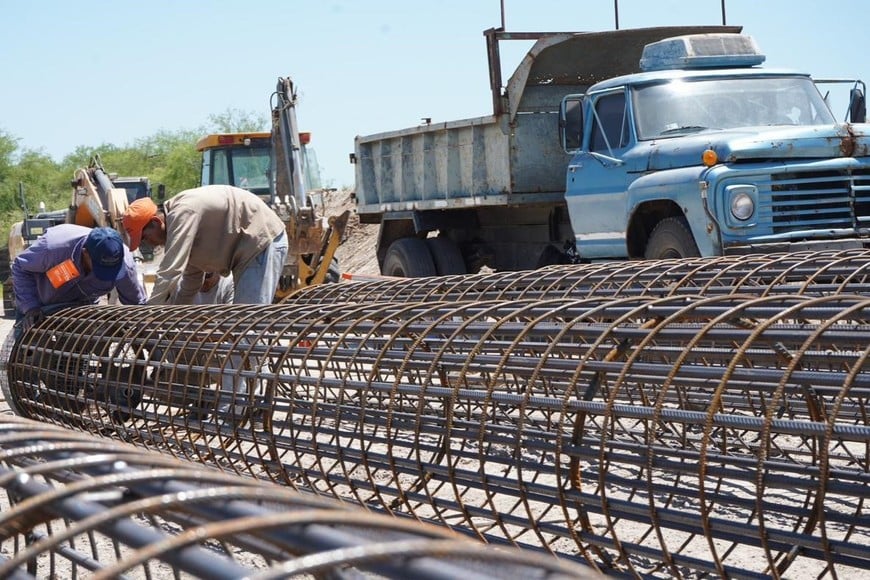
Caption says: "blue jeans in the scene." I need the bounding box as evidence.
[234,230,288,304]
[221,231,287,420]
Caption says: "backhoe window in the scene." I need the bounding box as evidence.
[230,147,271,192]
[212,150,229,185]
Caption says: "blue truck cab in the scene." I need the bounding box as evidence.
[560,33,870,259]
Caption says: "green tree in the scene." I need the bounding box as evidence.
[0,106,269,253]
[133,128,203,196]
[0,146,66,247]
[7,150,65,210]
[208,108,269,133]
[0,129,18,183]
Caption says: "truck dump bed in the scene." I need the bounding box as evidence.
[354,26,739,220]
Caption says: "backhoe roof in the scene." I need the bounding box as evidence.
[195,132,271,152]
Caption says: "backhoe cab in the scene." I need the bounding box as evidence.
[197,76,347,299]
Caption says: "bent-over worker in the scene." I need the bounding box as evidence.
[11,224,147,335]
[122,185,287,305]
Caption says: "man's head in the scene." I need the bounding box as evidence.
[122,198,164,251]
[84,227,125,281]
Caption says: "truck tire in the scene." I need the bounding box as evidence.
[645,216,700,259]
[382,238,437,278]
[426,237,466,276]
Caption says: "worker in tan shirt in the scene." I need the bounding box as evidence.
[123,185,286,423]
[122,185,288,305]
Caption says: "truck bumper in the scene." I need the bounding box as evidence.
[723,237,870,255]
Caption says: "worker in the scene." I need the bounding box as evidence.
[121,185,288,305]
[123,186,284,425]
[11,224,147,336]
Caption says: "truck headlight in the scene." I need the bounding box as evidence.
[728,186,756,221]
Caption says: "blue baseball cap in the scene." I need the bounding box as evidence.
[85,227,125,281]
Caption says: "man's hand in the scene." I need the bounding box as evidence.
[23,308,46,331]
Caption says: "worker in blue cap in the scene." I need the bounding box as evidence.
[11,224,147,336]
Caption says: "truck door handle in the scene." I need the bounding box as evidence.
[568,164,582,172]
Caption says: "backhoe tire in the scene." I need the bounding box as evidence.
[426,237,466,276]
[645,217,700,260]
[382,238,437,278]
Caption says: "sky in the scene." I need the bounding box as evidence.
[1,0,867,189]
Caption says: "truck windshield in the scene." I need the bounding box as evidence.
[633,77,836,140]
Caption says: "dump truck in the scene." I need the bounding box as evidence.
[353,26,869,276]
[197,77,347,297]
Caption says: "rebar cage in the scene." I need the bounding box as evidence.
[2,250,870,578]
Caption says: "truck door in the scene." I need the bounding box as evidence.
[564,88,633,259]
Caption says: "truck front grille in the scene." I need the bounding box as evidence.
[768,169,870,234]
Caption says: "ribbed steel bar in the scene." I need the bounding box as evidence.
[0,413,589,579]
[295,249,870,304]
[3,293,870,578]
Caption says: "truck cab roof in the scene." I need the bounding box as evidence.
[588,66,811,93]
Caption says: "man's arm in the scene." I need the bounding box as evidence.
[115,252,148,305]
[10,237,56,313]
[147,208,201,305]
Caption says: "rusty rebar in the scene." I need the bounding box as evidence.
[296,249,870,304]
[3,290,869,578]
[0,413,590,579]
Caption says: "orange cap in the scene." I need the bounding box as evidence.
[122,197,158,251]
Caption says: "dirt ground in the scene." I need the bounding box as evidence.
[326,188,381,277]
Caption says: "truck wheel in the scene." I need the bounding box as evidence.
[426,237,466,275]
[645,217,700,259]
[382,238,437,278]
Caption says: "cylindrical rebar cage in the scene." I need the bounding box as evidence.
[293,249,870,304]
[3,288,869,578]
[0,413,591,579]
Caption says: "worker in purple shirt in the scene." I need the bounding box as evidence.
[11,224,147,336]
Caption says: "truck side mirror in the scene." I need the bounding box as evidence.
[849,88,866,123]
[157,184,166,202]
[559,95,585,152]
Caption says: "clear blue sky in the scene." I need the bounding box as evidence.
[1,0,866,189]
